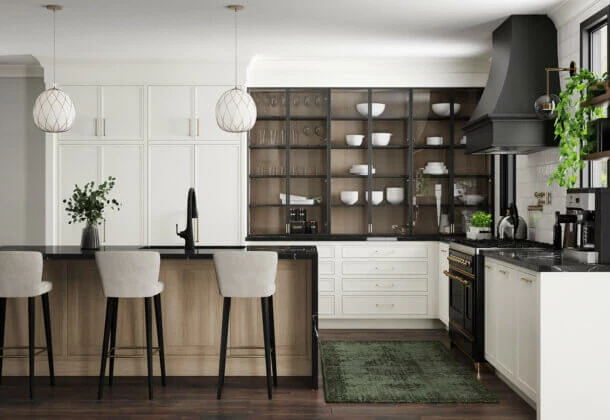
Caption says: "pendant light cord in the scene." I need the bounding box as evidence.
[52,8,56,88]
[234,8,238,88]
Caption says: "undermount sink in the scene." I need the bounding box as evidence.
[139,245,246,250]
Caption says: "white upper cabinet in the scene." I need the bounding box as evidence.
[148,86,194,140]
[196,86,241,141]
[148,144,194,245]
[100,86,144,140]
[60,85,144,140]
[195,142,241,245]
[61,86,98,139]
[101,145,144,245]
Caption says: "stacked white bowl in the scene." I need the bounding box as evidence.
[356,103,385,117]
[372,133,392,146]
[345,134,364,146]
[350,164,376,176]
[365,191,383,205]
[423,161,448,175]
[386,187,404,205]
[340,191,358,205]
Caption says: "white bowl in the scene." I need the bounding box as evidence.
[356,103,385,117]
[351,164,369,172]
[425,161,446,168]
[372,132,392,146]
[461,194,485,206]
[345,134,364,146]
[386,187,404,205]
[340,191,359,206]
[426,136,444,146]
[431,103,461,117]
[366,191,383,205]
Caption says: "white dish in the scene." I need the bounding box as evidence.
[340,191,359,206]
[426,136,444,146]
[461,194,486,206]
[431,103,461,117]
[423,168,448,175]
[349,168,376,175]
[425,161,446,167]
[280,198,315,206]
[356,103,385,117]
[386,187,404,205]
[372,132,392,146]
[366,191,384,205]
[460,135,467,145]
[345,134,364,147]
[351,164,369,172]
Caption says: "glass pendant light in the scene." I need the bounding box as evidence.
[33,5,75,133]
[215,5,257,133]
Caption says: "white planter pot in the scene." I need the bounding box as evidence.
[466,226,491,240]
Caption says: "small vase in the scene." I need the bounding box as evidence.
[81,222,100,250]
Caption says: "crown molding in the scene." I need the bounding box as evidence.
[549,0,607,27]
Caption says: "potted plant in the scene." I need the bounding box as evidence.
[467,211,492,240]
[63,176,121,249]
[549,69,607,188]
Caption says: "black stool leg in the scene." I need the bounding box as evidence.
[109,298,119,386]
[261,297,272,400]
[144,297,153,400]
[28,297,35,400]
[153,294,166,386]
[0,297,6,385]
[268,295,277,387]
[98,298,113,400]
[41,293,55,386]
[217,297,231,399]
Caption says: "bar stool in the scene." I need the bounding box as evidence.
[95,251,166,400]
[213,251,278,400]
[0,251,54,399]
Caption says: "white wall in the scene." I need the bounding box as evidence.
[0,72,46,245]
[515,0,608,244]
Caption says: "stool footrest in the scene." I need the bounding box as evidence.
[107,346,160,359]
[227,346,265,350]
[0,346,49,359]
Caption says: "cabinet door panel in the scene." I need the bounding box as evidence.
[149,145,194,244]
[149,86,193,140]
[195,143,241,244]
[102,86,143,139]
[484,261,497,363]
[196,85,241,141]
[516,271,538,400]
[57,144,100,245]
[495,265,516,376]
[101,145,144,245]
[60,85,98,139]
[438,243,449,324]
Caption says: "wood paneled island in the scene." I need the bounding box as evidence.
[0,246,318,388]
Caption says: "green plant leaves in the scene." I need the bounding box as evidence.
[63,176,121,225]
[471,211,492,228]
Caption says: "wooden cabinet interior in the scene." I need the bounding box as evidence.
[248,87,491,238]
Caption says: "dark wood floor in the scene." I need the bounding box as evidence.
[0,329,535,419]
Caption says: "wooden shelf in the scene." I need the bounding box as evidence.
[584,92,610,107]
[583,150,610,160]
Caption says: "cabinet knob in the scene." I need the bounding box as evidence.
[499,269,507,274]
[520,277,533,284]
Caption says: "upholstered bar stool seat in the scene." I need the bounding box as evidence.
[213,251,278,400]
[95,251,166,400]
[0,251,55,399]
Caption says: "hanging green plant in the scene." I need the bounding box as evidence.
[549,69,607,188]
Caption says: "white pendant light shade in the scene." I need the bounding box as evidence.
[215,87,257,133]
[33,86,75,133]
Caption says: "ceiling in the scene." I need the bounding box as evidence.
[0,0,573,63]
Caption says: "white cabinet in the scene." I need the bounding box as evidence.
[148,144,194,245]
[484,258,539,404]
[57,144,144,245]
[148,85,240,141]
[194,142,241,244]
[438,242,449,326]
[60,85,144,140]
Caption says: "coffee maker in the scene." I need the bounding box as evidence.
[553,188,610,263]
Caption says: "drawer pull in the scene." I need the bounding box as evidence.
[520,277,533,284]
[375,283,395,288]
[440,249,448,254]
[374,249,394,255]
[498,269,508,274]
[485,265,491,269]
[442,270,471,287]
[376,303,395,308]
[374,265,394,271]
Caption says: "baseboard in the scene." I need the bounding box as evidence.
[319,318,445,329]
[495,370,537,410]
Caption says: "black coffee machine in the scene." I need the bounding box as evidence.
[553,188,610,263]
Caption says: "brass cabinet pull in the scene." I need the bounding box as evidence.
[375,282,395,288]
[376,303,395,308]
[440,249,448,254]
[520,277,533,284]
[485,265,491,269]
[94,118,98,136]
[188,118,192,136]
[196,118,200,137]
[499,269,508,274]
[103,118,106,136]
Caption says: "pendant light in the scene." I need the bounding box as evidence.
[33,5,75,133]
[215,5,257,133]
[534,62,576,120]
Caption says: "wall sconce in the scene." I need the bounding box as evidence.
[534,61,577,120]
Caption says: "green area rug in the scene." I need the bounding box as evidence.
[320,340,498,403]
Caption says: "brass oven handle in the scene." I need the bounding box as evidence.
[442,270,471,287]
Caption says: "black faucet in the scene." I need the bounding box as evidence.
[176,188,199,251]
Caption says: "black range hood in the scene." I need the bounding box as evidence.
[465,15,560,155]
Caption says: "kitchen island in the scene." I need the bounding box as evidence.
[0,245,318,389]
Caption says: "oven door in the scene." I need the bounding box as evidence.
[445,268,474,337]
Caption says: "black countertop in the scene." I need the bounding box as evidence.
[247,234,458,242]
[0,245,317,260]
[482,249,610,272]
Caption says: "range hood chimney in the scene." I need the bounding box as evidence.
[465,15,560,155]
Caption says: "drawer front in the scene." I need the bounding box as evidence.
[342,261,427,275]
[319,261,335,275]
[319,295,335,316]
[342,295,427,315]
[342,277,427,292]
[317,246,335,259]
[319,278,335,292]
[342,246,428,259]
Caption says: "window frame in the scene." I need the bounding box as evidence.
[581,6,609,74]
